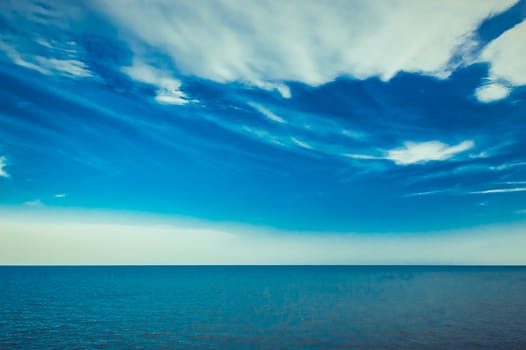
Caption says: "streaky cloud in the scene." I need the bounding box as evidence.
[290,137,313,150]
[342,153,383,160]
[0,39,92,78]
[0,156,9,178]
[402,189,453,197]
[470,187,526,194]
[490,161,526,171]
[36,57,92,78]
[248,102,286,124]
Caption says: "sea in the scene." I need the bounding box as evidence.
[1,266,525,349]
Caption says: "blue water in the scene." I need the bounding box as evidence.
[1,266,526,349]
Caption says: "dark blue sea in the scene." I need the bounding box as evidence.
[1,266,526,349]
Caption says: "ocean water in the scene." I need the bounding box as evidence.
[1,266,526,349]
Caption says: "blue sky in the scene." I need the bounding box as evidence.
[1,0,526,264]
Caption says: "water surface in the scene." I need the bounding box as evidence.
[1,266,525,349]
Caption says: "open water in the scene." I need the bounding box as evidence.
[1,266,525,349]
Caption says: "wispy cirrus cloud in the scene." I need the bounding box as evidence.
[402,189,454,198]
[290,137,313,150]
[490,161,526,171]
[470,187,526,194]
[36,57,92,78]
[501,181,526,185]
[342,153,382,161]
[0,39,92,78]
[0,156,9,178]
[248,102,286,124]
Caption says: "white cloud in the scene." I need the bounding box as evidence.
[122,62,188,105]
[402,189,451,197]
[385,140,474,165]
[468,151,488,159]
[0,40,48,74]
[490,161,526,171]
[0,156,9,178]
[480,20,526,87]
[290,137,312,150]
[36,38,54,49]
[342,153,382,160]
[474,19,526,102]
[36,57,92,77]
[1,207,526,265]
[474,82,511,102]
[249,103,286,124]
[251,81,291,98]
[342,141,474,167]
[154,93,187,105]
[0,39,92,78]
[470,187,526,194]
[97,0,515,90]
[54,193,67,198]
[341,129,368,141]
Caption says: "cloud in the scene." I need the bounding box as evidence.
[490,161,526,171]
[474,19,526,102]
[385,140,474,165]
[0,39,92,78]
[342,153,382,161]
[474,82,511,102]
[480,20,526,86]
[0,156,9,178]
[36,57,92,77]
[0,40,48,74]
[122,61,188,105]
[501,181,526,185]
[97,0,515,90]
[249,103,286,124]
[470,187,526,194]
[345,141,474,166]
[251,81,292,98]
[23,199,43,207]
[290,137,313,150]
[54,193,67,198]
[402,189,452,197]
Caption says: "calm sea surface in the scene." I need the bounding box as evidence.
[1,266,525,349]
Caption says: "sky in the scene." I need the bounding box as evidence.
[1,0,526,264]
